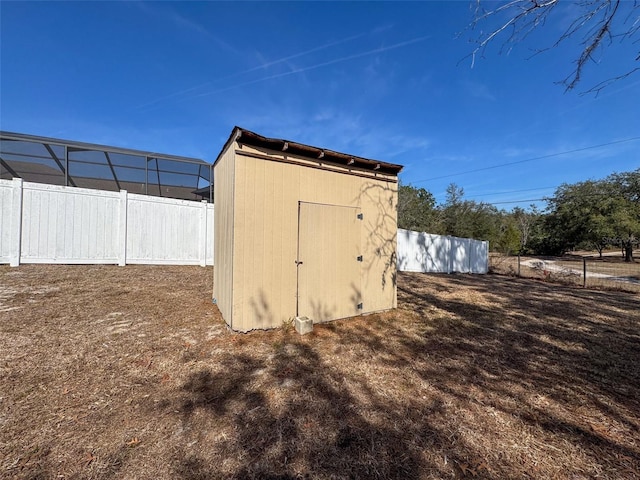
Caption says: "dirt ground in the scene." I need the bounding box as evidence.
[1,265,639,479]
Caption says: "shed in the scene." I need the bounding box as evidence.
[213,127,403,332]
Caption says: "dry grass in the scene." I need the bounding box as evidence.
[1,265,639,479]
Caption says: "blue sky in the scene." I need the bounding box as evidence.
[1,1,638,209]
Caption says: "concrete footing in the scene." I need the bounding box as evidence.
[294,316,313,335]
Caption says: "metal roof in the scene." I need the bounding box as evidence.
[0,131,213,202]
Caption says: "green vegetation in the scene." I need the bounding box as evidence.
[398,168,639,261]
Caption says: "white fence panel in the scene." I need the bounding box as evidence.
[397,228,488,274]
[450,236,471,273]
[470,239,489,274]
[126,194,208,265]
[0,180,214,266]
[0,179,20,264]
[20,182,121,264]
[426,233,450,272]
[206,204,214,265]
[397,229,450,273]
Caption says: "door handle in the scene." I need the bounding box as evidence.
[295,260,303,265]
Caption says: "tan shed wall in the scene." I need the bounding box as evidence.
[212,144,235,324]
[229,145,397,332]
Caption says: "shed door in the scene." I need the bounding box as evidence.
[297,202,362,322]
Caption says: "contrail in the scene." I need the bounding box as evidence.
[193,34,431,98]
[220,32,367,80]
[135,32,366,110]
[135,82,212,110]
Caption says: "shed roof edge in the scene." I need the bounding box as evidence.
[212,126,403,175]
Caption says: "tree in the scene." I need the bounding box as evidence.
[605,169,640,261]
[543,169,640,261]
[467,0,640,93]
[495,214,521,255]
[397,184,438,232]
[440,183,501,242]
[440,184,467,236]
[545,179,612,255]
[512,205,542,254]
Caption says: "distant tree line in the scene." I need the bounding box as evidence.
[398,168,640,262]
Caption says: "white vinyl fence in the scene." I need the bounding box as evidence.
[2,179,486,273]
[397,228,488,274]
[0,178,214,266]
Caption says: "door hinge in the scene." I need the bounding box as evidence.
[357,213,363,220]
[357,303,363,310]
[356,255,363,262]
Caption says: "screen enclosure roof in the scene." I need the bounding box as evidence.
[0,131,212,202]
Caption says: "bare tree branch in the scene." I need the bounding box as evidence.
[465,0,640,93]
[579,66,640,96]
[563,0,620,90]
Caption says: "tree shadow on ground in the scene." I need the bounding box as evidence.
[155,272,639,479]
[165,343,469,479]
[392,273,640,467]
